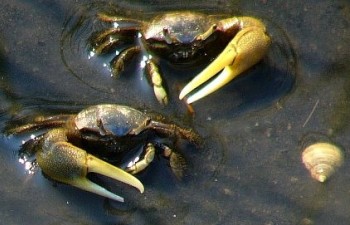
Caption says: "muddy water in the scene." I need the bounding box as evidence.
[0,1,350,224]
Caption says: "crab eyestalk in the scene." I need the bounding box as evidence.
[37,128,144,202]
[179,17,271,104]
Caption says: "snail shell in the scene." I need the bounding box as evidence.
[302,142,344,182]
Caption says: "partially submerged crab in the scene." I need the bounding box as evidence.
[89,11,271,104]
[8,104,200,202]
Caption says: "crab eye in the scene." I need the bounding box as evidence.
[162,27,180,45]
[163,27,169,34]
[162,28,173,44]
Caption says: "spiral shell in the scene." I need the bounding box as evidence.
[302,142,344,182]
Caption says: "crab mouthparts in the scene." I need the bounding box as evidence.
[171,50,195,60]
[168,44,201,63]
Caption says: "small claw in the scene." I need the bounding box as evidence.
[179,25,270,104]
[126,143,155,174]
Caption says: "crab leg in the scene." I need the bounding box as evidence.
[97,13,144,25]
[147,120,202,146]
[7,114,73,135]
[126,143,155,174]
[145,59,168,105]
[179,18,271,104]
[37,128,144,202]
[126,142,187,180]
[110,46,142,77]
[89,27,139,55]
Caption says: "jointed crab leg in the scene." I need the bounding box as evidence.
[128,118,201,146]
[37,128,144,202]
[7,114,74,134]
[126,143,155,174]
[110,46,142,77]
[146,59,168,105]
[97,13,145,26]
[179,17,271,104]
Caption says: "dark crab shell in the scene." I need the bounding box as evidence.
[142,12,215,44]
[74,104,147,137]
[139,12,225,64]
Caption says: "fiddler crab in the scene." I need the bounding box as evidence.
[8,104,200,202]
[89,11,271,105]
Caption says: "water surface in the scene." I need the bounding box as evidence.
[1,1,350,224]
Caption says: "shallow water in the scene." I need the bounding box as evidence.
[1,1,350,224]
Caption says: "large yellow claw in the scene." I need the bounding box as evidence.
[179,17,271,104]
[37,128,144,202]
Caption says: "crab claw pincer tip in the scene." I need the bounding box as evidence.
[179,41,237,104]
[87,154,144,192]
[67,154,144,202]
